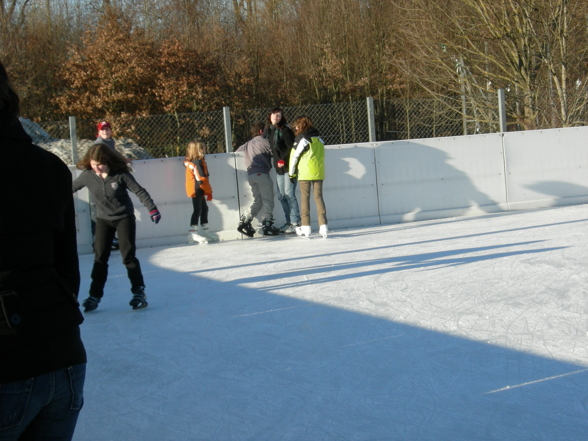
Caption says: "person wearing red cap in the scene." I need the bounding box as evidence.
[96,121,116,151]
[93,121,125,249]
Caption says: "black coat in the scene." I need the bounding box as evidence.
[0,112,86,384]
[264,124,295,175]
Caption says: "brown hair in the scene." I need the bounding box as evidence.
[250,121,265,138]
[292,115,313,136]
[185,140,206,161]
[77,143,130,173]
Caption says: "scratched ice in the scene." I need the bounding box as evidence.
[74,205,588,441]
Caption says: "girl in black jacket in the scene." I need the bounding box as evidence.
[72,143,161,311]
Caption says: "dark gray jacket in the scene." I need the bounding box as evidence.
[235,135,273,175]
[72,170,156,220]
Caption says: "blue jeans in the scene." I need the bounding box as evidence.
[0,364,86,441]
[276,173,300,224]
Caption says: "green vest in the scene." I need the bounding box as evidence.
[291,137,325,180]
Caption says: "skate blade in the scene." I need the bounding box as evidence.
[132,302,148,310]
[237,228,255,237]
[190,233,209,244]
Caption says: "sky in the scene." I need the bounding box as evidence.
[73,204,588,441]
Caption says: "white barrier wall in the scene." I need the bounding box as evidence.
[502,127,588,210]
[375,134,509,223]
[72,126,588,254]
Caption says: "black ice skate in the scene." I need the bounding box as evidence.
[129,287,148,310]
[82,296,100,312]
[262,219,280,236]
[237,215,255,237]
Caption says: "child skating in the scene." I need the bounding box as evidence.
[184,140,216,244]
[73,142,161,311]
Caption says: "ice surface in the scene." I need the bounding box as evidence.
[73,205,588,441]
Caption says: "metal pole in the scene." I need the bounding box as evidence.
[366,97,376,142]
[461,86,467,136]
[223,107,232,153]
[69,116,78,165]
[497,89,507,133]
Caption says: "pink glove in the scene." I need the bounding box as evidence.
[277,160,285,168]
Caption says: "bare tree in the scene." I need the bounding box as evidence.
[397,0,588,131]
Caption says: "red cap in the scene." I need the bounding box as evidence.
[97,121,111,131]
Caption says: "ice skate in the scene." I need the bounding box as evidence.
[200,223,219,242]
[110,237,119,250]
[129,286,148,310]
[82,296,100,312]
[262,218,280,236]
[319,224,329,239]
[282,223,300,234]
[189,226,209,244]
[237,214,255,237]
[296,225,312,238]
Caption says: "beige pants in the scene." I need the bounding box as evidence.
[299,180,328,226]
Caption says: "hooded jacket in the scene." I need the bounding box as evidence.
[0,111,86,384]
[289,127,325,181]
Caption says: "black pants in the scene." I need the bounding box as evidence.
[89,216,144,298]
[190,189,209,226]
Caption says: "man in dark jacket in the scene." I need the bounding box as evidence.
[0,61,86,440]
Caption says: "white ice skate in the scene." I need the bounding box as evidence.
[200,224,219,242]
[189,226,208,244]
[296,225,311,238]
[319,224,329,239]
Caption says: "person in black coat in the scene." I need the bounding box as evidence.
[263,108,300,233]
[0,61,87,441]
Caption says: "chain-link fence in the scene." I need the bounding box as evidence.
[34,89,586,163]
[231,101,371,148]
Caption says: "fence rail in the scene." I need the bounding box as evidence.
[35,89,585,163]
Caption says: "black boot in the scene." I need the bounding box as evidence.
[262,218,280,236]
[82,296,100,312]
[129,286,148,310]
[237,215,255,237]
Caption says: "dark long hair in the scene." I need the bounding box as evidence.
[77,143,130,173]
[266,107,287,128]
[0,61,20,115]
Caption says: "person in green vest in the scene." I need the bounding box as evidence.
[289,115,329,238]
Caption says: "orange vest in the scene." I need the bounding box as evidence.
[184,158,212,197]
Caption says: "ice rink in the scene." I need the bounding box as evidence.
[73,205,588,441]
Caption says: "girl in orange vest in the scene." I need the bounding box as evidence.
[184,140,216,243]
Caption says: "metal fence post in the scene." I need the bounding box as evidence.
[366,97,376,142]
[497,89,507,133]
[69,116,78,165]
[223,107,232,153]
